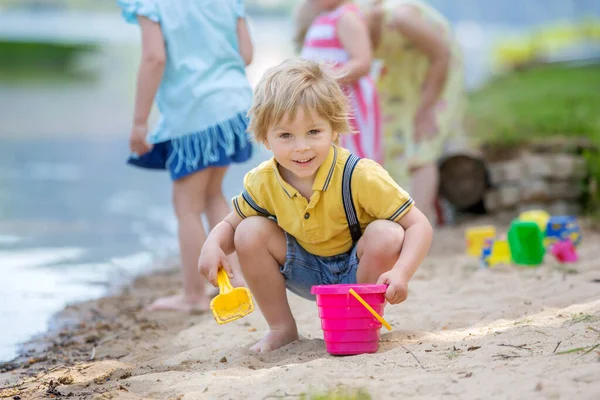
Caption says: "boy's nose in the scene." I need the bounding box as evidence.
[294,139,310,151]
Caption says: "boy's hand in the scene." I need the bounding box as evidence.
[377,270,409,304]
[198,246,232,287]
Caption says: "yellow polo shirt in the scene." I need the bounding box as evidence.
[232,146,414,257]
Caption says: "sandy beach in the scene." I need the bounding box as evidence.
[1,216,599,400]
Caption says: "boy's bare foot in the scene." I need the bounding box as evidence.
[250,329,299,353]
[144,294,210,313]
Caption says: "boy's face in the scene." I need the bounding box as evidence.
[265,108,338,182]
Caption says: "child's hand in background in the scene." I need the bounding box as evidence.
[129,123,153,156]
[413,106,438,143]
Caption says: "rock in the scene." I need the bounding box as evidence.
[45,361,134,387]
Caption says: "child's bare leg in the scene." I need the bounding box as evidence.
[146,169,212,312]
[356,220,405,283]
[410,163,439,225]
[234,216,298,352]
[204,166,246,288]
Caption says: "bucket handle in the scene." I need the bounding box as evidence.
[349,289,392,331]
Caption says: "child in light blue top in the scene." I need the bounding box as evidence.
[118,0,252,312]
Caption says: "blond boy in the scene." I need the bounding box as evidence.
[198,59,433,352]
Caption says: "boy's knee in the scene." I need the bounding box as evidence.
[362,220,404,257]
[234,216,274,252]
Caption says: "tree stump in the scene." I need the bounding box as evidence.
[438,153,488,210]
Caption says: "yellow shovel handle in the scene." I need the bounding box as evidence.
[217,267,233,293]
[349,288,392,331]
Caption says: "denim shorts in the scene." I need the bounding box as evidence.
[281,233,359,301]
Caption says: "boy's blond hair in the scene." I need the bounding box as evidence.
[247,59,351,145]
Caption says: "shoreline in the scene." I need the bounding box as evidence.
[0,248,179,365]
[0,263,190,399]
[1,220,600,399]
[0,260,182,369]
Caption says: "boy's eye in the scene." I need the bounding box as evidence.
[308,129,320,135]
[279,132,291,138]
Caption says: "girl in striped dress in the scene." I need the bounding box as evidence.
[296,1,382,163]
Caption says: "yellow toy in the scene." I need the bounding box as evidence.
[466,226,496,257]
[481,239,512,268]
[210,268,254,324]
[519,210,551,233]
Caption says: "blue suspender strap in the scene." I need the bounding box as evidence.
[342,154,362,245]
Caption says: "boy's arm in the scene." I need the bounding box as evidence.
[200,169,271,285]
[236,17,253,66]
[355,160,433,303]
[199,211,243,286]
[337,11,373,85]
[210,211,244,255]
[377,206,432,304]
[388,207,433,283]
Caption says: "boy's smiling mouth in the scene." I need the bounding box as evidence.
[293,157,315,165]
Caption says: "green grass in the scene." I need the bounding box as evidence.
[300,388,372,400]
[467,62,600,213]
[0,40,98,83]
[467,63,600,147]
[555,343,600,356]
[567,313,599,326]
[0,40,97,69]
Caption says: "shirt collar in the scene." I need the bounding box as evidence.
[312,145,338,192]
[272,145,339,197]
[272,158,297,198]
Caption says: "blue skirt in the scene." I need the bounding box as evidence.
[127,112,253,181]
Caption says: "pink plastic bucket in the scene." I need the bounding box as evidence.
[311,284,387,355]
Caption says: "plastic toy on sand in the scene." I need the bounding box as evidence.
[508,220,546,266]
[465,226,496,257]
[480,239,512,268]
[519,210,551,233]
[545,215,582,248]
[550,240,578,263]
[311,284,388,356]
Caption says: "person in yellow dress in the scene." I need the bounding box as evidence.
[295,0,467,225]
[364,0,467,224]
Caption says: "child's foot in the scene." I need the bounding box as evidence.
[145,294,210,313]
[250,329,299,353]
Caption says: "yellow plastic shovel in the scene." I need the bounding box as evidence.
[210,267,254,324]
[349,288,392,331]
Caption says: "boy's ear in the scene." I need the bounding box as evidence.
[263,139,271,150]
[332,131,340,144]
